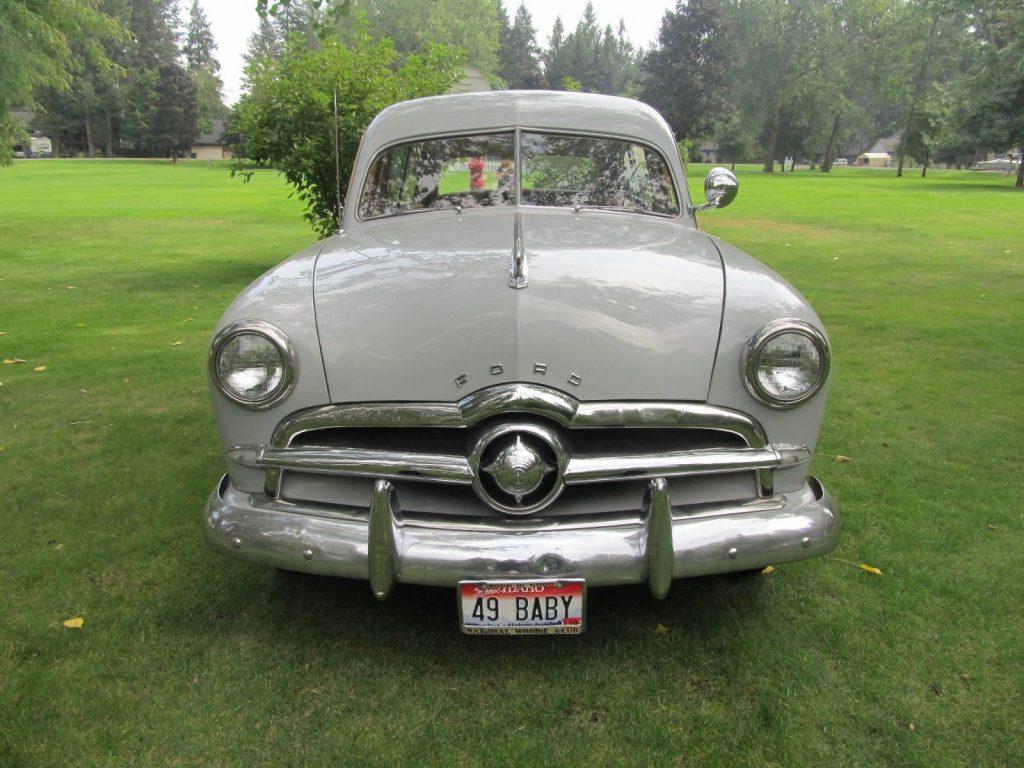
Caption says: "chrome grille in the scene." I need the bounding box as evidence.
[230,383,807,519]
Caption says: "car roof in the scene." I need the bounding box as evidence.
[342,91,690,228]
[360,90,679,160]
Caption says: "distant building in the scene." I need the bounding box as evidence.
[695,139,720,164]
[188,118,232,160]
[856,152,891,167]
[449,67,493,94]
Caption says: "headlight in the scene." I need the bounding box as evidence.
[742,319,830,408]
[209,321,295,408]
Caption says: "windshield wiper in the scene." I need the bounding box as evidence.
[572,203,647,215]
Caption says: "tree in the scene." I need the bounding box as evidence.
[184,0,217,72]
[0,0,120,161]
[117,0,185,154]
[243,15,283,86]
[543,16,568,89]
[499,2,544,88]
[150,62,199,160]
[714,114,754,169]
[640,0,731,140]
[952,0,1024,187]
[235,34,463,235]
[184,0,226,130]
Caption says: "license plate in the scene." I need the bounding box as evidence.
[458,579,585,635]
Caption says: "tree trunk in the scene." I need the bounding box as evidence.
[790,155,796,172]
[104,110,113,158]
[821,112,841,172]
[921,146,929,177]
[762,110,781,173]
[731,159,736,171]
[897,151,905,177]
[1016,158,1023,188]
[84,114,95,157]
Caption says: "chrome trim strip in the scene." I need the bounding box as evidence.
[230,444,473,485]
[645,478,673,599]
[563,445,808,485]
[741,318,831,410]
[271,384,768,447]
[209,320,297,410]
[509,211,528,288]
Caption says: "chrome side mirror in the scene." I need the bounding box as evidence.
[689,167,738,214]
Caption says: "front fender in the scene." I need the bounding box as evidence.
[208,242,330,492]
[706,237,832,494]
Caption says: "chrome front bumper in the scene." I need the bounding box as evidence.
[203,474,839,597]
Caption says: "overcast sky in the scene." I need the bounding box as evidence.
[201,0,673,103]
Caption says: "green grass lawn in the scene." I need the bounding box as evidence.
[1,160,1021,767]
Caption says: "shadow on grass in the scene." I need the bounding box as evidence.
[184,562,772,665]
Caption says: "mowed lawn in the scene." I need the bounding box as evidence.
[1,159,1021,767]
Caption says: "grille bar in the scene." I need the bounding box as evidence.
[563,445,808,485]
[229,445,474,485]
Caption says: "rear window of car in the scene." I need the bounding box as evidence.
[358,132,515,219]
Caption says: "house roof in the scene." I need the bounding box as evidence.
[871,134,900,153]
[194,118,226,146]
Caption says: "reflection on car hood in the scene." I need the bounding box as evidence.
[313,207,724,402]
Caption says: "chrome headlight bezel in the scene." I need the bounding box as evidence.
[742,319,830,409]
[209,320,296,409]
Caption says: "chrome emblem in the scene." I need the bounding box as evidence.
[469,423,568,515]
[482,435,553,503]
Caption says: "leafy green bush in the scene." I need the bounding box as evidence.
[235,34,463,236]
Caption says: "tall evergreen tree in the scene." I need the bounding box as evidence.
[184,0,226,127]
[543,16,568,89]
[151,61,199,159]
[500,2,544,88]
[243,16,283,85]
[184,0,218,73]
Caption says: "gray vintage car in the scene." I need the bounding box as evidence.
[204,91,838,634]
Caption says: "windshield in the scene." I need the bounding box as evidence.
[358,130,679,220]
[520,132,678,215]
[358,132,515,219]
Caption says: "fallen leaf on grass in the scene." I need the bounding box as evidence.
[3,358,26,365]
[170,341,183,347]
[63,617,84,629]
[761,565,775,575]
[76,323,87,328]
[33,366,46,372]
[859,563,883,575]
[654,623,670,635]
[835,455,851,463]
[986,524,996,530]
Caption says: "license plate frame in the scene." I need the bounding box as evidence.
[458,578,586,635]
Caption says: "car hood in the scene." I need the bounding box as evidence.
[313,207,724,402]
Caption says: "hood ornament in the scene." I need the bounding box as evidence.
[482,434,553,503]
[509,212,528,289]
[470,423,567,515]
